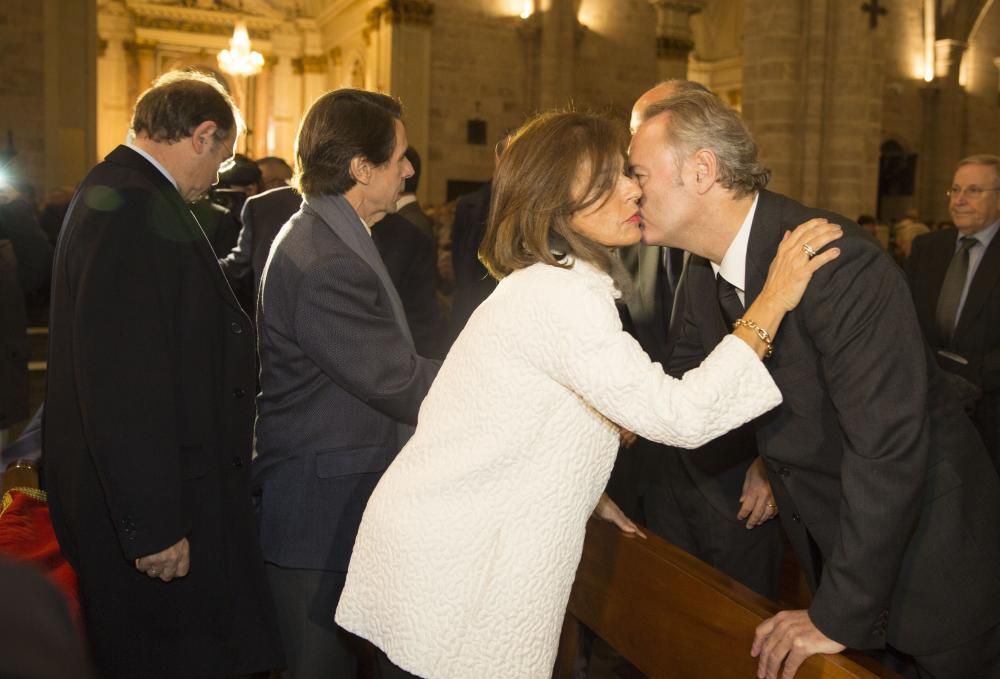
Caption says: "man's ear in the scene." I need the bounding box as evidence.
[350,156,371,185]
[692,148,718,194]
[191,121,219,154]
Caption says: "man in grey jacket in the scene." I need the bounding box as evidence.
[253,89,441,679]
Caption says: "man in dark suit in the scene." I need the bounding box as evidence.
[615,80,782,601]
[449,180,495,341]
[629,89,1000,679]
[394,146,434,238]
[43,71,282,678]
[907,154,1000,473]
[254,89,440,679]
[373,146,444,358]
[220,183,302,295]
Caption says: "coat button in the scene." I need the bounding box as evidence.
[232,456,243,469]
[233,387,245,398]
[791,512,801,522]
[230,321,243,335]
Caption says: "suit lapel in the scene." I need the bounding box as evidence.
[108,146,246,317]
[744,191,782,308]
[302,193,415,349]
[956,230,1000,336]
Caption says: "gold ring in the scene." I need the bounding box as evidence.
[766,502,776,510]
[802,243,817,259]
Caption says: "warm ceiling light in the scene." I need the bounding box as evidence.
[218,22,264,77]
[519,1,534,19]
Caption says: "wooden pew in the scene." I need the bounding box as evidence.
[556,519,899,679]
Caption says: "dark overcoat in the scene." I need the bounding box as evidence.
[43,145,282,678]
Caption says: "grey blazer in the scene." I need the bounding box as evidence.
[253,194,440,572]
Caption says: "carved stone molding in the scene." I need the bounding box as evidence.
[292,55,327,75]
[657,35,694,59]
[98,37,109,57]
[329,46,342,67]
[366,0,435,30]
[134,14,270,39]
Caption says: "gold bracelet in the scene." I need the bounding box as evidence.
[733,318,774,359]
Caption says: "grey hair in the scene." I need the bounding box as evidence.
[643,90,770,197]
[957,154,1000,188]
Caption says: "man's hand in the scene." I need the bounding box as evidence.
[738,456,778,528]
[751,609,846,679]
[134,537,190,582]
[593,492,646,538]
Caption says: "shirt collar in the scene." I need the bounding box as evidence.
[396,193,417,210]
[127,143,178,191]
[711,192,759,291]
[962,219,1000,249]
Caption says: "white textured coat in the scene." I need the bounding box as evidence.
[336,260,782,678]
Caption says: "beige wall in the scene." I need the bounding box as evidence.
[0,0,95,197]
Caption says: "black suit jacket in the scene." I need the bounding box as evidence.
[221,185,302,294]
[671,190,1000,654]
[44,146,282,677]
[906,227,1000,464]
[372,213,444,358]
[449,181,496,340]
[397,199,434,239]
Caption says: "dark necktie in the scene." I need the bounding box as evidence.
[716,274,745,327]
[934,236,978,346]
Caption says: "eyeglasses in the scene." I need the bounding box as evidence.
[946,185,999,199]
[217,137,237,173]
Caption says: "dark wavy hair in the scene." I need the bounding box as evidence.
[293,89,403,196]
[131,70,241,143]
[479,110,631,292]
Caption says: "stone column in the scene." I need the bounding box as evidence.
[648,1,704,80]
[252,62,271,158]
[269,36,302,165]
[134,42,156,92]
[536,0,576,109]
[363,1,434,202]
[919,39,967,221]
[96,1,133,158]
[742,0,883,219]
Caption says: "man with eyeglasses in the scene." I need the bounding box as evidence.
[907,154,1000,474]
[44,70,282,677]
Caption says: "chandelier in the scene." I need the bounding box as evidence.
[218,22,264,76]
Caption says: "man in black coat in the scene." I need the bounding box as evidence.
[629,90,1000,679]
[43,71,282,678]
[372,146,444,358]
[906,154,1000,473]
[449,180,496,342]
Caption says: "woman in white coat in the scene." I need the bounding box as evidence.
[336,110,841,679]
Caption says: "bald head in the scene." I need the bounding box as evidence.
[630,79,711,134]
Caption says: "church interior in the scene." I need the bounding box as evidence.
[0,1,998,677]
[4,0,998,223]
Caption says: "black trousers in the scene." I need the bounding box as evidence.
[374,647,422,679]
[265,564,358,679]
[912,619,1000,679]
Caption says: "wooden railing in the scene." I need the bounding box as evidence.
[555,519,900,679]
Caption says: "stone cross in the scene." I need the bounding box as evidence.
[861,0,888,29]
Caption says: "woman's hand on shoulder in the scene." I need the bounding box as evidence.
[758,218,842,313]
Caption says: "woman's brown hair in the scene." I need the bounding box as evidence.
[479,110,631,291]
